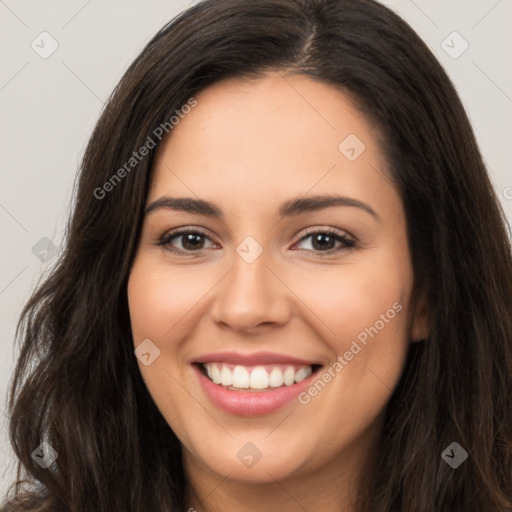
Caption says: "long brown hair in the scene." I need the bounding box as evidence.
[4,0,512,510]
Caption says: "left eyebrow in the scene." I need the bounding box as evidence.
[278,194,380,221]
[145,194,380,221]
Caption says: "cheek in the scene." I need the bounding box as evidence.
[291,253,412,351]
[128,259,214,343]
[127,259,209,441]
[288,248,412,415]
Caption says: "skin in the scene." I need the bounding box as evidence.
[128,71,428,512]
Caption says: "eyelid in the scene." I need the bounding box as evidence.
[156,225,356,255]
[291,226,356,253]
[295,225,355,242]
[157,226,217,249]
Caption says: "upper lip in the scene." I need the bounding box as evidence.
[193,351,321,366]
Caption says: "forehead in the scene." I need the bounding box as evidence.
[148,72,399,221]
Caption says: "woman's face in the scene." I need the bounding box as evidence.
[128,72,426,485]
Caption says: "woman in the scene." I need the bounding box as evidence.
[3,0,511,511]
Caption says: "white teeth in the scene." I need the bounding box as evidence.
[211,364,221,385]
[294,366,312,383]
[202,363,315,390]
[232,365,250,388]
[250,366,269,389]
[283,366,295,386]
[220,365,232,386]
[269,367,284,387]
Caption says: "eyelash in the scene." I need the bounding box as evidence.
[156,227,356,256]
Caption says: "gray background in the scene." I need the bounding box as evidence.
[1,0,511,497]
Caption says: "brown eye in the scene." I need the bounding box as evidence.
[294,230,355,253]
[157,229,216,253]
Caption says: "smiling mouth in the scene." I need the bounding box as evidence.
[198,362,322,391]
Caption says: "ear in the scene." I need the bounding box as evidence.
[410,292,429,342]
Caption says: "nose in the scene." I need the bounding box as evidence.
[210,248,291,333]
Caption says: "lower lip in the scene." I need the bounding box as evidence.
[194,365,318,416]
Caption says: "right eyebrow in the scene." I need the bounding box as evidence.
[145,197,223,217]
